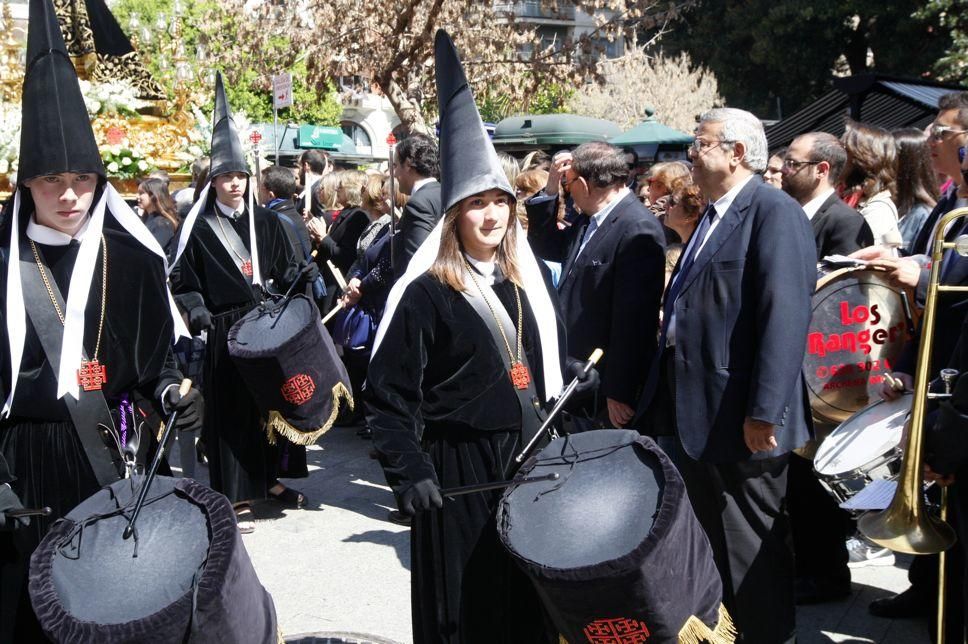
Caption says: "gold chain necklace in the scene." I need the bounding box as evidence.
[29,235,109,391]
[215,211,254,277]
[464,261,531,390]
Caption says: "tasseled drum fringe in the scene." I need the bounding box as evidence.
[677,604,737,644]
[264,382,354,446]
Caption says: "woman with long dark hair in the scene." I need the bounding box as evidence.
[892,127,939,248]
[137,177,180,252]
[839,120,901,246]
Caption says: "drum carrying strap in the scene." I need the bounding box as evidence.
[460,276,546,451]
[18,237,122,487]
[202,210,253,284]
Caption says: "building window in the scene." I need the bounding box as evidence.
[341,121,372,152]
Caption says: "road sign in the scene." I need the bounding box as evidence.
[272,73,293,109]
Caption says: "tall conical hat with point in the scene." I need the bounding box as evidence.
[18,0,105,183]
[209,71,249,179]
[434,30,513,212]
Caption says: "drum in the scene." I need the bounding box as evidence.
[497,430,734,644]
[29,477,278,643]
[813,393,911,506]
[805,264,913,426]
[228,294,353,445]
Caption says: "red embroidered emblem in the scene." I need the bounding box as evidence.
[241,260,254,277]
[583,617,651,643]
[77,360,108,392]
[281,374,315,405]
[509,361,531,390]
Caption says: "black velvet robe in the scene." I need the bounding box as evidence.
[171,203,307,504]
[366,272,558,644]
[0,213,180,641]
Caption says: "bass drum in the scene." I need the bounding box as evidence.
[805,264,913,427]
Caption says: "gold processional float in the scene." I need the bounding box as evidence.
[0,0,220,198]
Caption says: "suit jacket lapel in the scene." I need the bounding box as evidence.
[559,192,634,290]
[559,217,588,291]
[677,178,756,297]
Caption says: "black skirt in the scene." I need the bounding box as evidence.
[0,419,100,642]
[411,425,555,644]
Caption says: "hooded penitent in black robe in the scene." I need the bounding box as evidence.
[366,271,558,644]
[171,202,307,504]
[0,211,180,641]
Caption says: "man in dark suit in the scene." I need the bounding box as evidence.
[391,134,442,279]
[636,108,816,643]
[525,142,665,428]
[297,149,330,220]
[781,132,873,258]
[780,131,871,605]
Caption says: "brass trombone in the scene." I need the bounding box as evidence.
[858,206,968,643]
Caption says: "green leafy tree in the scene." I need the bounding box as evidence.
[916,0,968,83]
[657,0,953,118]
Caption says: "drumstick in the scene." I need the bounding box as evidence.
[440,472,559,498]
[321,301,344,324]
[123,379,192,541]
[515,348,604,464]
[884,372,906,392]
[4,506,51,519]
[327,260,348,291]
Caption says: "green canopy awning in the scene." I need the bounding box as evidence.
[297,125,346,150]
[492,114,622,149]
[610,118,694,146]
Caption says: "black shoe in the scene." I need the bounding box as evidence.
[796,576,852,605]
[195,441,208,465]
[387,510,411,526]
[869,587,931,619]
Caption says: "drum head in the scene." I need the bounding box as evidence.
[49,478,210,624]
[231,295,316,354]
[814,393,911,476]
[501,430,664,569]
[805,266,911,425]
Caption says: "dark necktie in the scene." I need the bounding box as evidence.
[660,204,717,341]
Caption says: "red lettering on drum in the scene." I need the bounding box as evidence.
[584,617,651,643]
[281,374,316,406]
[808,321,907,358]
[839,302,879,326]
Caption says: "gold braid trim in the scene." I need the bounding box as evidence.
[265,382,354,446]
[678,604,737,644]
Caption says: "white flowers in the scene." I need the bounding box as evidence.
[107,161,120,173]
[78,79,148,117]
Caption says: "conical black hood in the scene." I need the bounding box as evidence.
[18,0,105,184]
[209,72,249,179]
[434,30,512,212]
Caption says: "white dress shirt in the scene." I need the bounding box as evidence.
[800,188,835,221]
[667,174,756,346]
[26,215,92,245]
[576,186,629,257]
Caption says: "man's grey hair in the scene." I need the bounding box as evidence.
[699,108,768,172]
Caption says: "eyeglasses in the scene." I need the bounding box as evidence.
[928,124,968,141]
[690,138,732,153]
[782,158,821,170]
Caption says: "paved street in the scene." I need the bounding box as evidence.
[171,427,933,644]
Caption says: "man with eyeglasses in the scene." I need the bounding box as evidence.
[781,132,873,259]
[778,131,873,607]
[850,91,968,626]
[635,108,816,643]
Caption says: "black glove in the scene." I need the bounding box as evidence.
[284,261,321,289]
[399,478,443,516]
[0,484,28,532]
[164,386,204,432]
[566,357,601,399]
[188,307,213,335]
